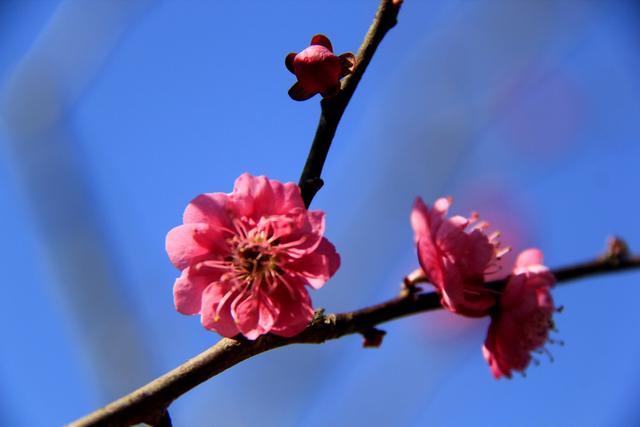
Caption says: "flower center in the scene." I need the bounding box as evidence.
[237,244,276,274]
[229,231,280,286]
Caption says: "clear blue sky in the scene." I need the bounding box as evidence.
[1,1,640,426]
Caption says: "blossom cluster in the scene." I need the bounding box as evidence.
[411,197,558,379]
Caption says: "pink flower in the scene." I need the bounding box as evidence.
[286,34,356,101]
[483,248,557,379]
[411,197,508,317]
[166,173,340,340]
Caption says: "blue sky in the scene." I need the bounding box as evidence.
[1,1,640,426]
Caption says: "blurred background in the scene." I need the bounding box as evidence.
[1,1,639,426]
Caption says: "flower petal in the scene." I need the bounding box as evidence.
[417,236,445,290]
[435,219,470,260]
[430,197,452,230]
[339,52,356,77]
[483,326,512,379]
[437,261,465,310]
[410,197,431,242]
[200,283,240,338]
[310,34,333,51]
[515,248,545,269]
[232,173,305,219]
[449,287,496,317]
[288,82,317,101]
[285,210,326,256]
[233,293,277,340]
[165,223,227,270]
[285,238,340,289]
[482,252,556,379]
[463,229,495,276]
[270,279,314,338]
[183,192,233,229]
[173,267,216,315]
[285,52,297,74]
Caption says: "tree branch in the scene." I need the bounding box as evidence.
[68,253,640,426]
[298,0,403,207]
[66,2,639,425]
[69,3,402,425]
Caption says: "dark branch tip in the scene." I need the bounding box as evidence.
[362,328,387,348]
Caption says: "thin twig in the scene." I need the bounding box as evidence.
[298,0,402,207]
[68,254,640,426]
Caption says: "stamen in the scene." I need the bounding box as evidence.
[215,289,237,321]
[277,235,309,250]
[216,224,239,237]
[232,218,250,238]
[193,260,234,272]
[230,286,253,322]
[495,246,511,259]
[540,347,555,362]
[469,221,489,232]
[488,231,501,241]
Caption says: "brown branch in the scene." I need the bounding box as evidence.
[66,1,638,425]
[298,0,403,207]
[68,253,640,426]
[154,410,172,427]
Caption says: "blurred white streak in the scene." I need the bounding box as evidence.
[0,0,156,400]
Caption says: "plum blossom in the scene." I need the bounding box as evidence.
[411,197,508,317]
[483,248,557,379]
[166,173,340,340]
[286,34,356,101]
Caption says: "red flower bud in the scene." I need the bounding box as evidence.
[286,34,356,101]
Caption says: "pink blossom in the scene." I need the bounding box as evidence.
[166,173,340,340]
[411,197,508,317]
[483,248,557,379]
[286,34,356,101]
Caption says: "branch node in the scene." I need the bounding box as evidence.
[401,268,427,297]
[603,236,630,264]
[147,409,172,427]
[300,177,324,207]
[324,313,338,326]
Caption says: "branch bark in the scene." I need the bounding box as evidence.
[68,254,640,426]
[298,0,402,207]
